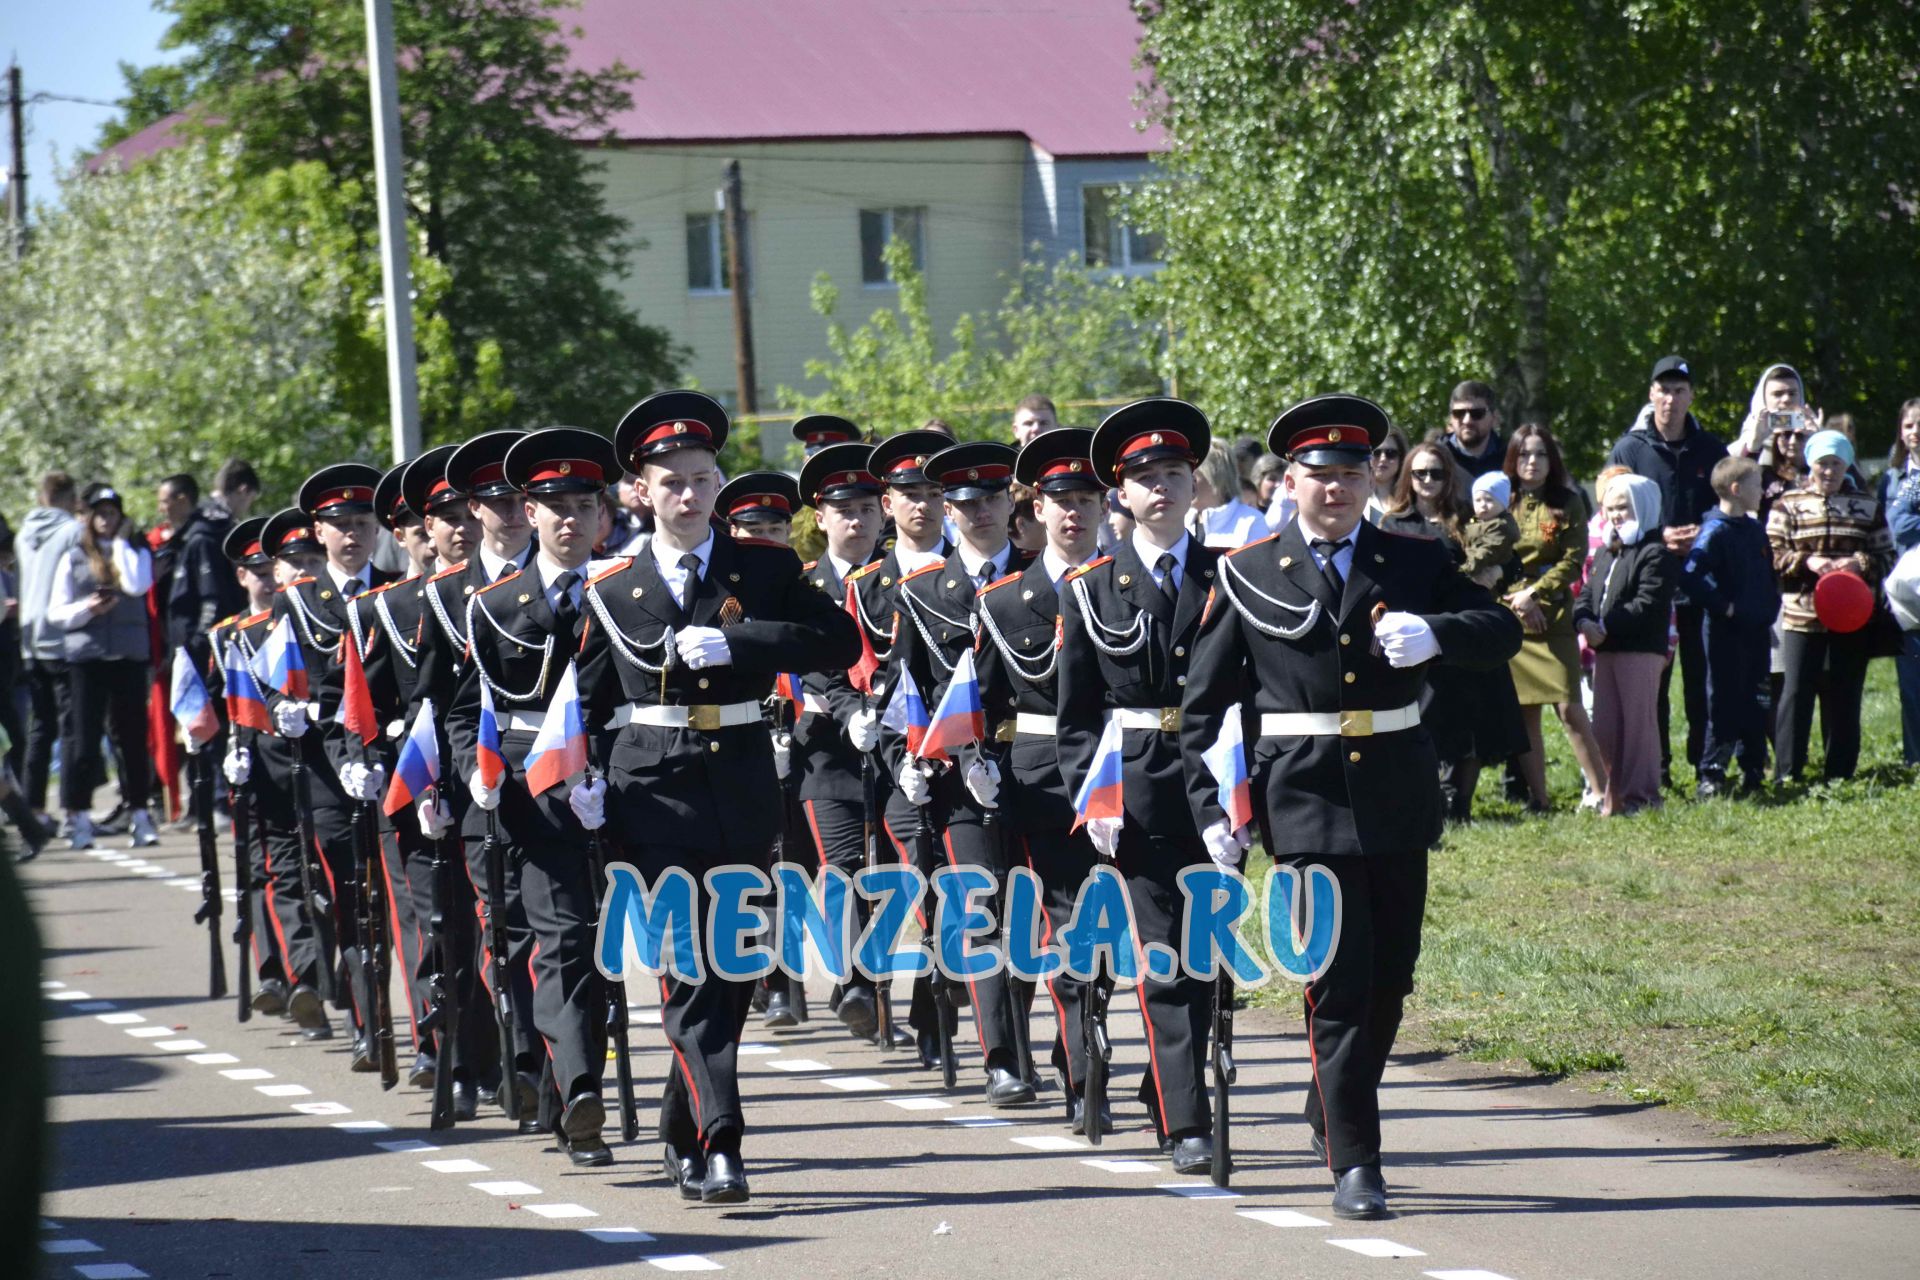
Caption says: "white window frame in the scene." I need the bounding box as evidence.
[687,210,753,296]
[1081,183,1164,275]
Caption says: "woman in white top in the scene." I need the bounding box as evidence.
[46,484,157,849]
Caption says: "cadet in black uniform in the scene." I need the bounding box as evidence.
[1055,400,1223,1174]
[575,391,859,1204]
[793,413,864,458]
[888,440,1037,1106]
[973,428,1110,1133]
[1181,394,1523,1218]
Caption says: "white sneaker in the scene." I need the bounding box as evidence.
[130,808,160,848]
[1578,789,1603,813]
[68,813,96,851]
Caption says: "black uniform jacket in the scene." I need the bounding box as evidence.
[346,574,431,770]
[1180,519,1522,857]
[576,536,860,852]
[264,569,398,726]
[973,558,1072,833]
[1056,536,1219,839]
[792,556,868,806]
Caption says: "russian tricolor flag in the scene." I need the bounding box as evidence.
[1200,703,1255,834]
[774,671,805,709]
[254,614,309,701]
[475,679,508,791]
[168,649,220,746]
[383,699,441,817]
[880,667,930,757]
[523,661,588,797]
[914,648,984,763]
[1070,716,1125,832]
[223,639,273,734]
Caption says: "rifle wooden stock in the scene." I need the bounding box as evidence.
[1211,972,1235,1188]
[1082,976,1111,1146]
[354,801,399,1090]
[481,811,521,1122]
[426,816,461,1130]
[584,802,638,1143]
[192,750,228,1000]
[231,770,254,1022]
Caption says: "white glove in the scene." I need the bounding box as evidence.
[568,776,607,830]
[417,795,453,839]
[470,769,501,812]
[675,625,733,670]
[1202,818,1252,868]
[772,731,792,780]
[897,759,931,807]
[223,747,252,787]
[1375,610,1441,668]
[274,700,310,738]
[184,732,205,756]
[964,756,1001,809]
[847,707,880,753]
[1087,816,1121,860]
[340,762,386,803]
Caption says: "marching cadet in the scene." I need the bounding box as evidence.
[841,430,954,1066]
[446,428,619,1167]
[716,472,800,545]
[210,516,290,1016]
[575,391,859,1204]
[1054,399,1224,1174]
[972,428,1110,1133]
[1180,394,1523,1218]
[888,439,1037,1106]
[793,412,864,459]
[785,445,903,1041]
[412,430,541,1125]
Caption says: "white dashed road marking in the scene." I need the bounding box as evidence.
[524,1203,598,1219]
[472,1180,543,1196]
[1328,1238,1426,1259]
[1238,1208,1329,1228]
[421,1159,491,1174]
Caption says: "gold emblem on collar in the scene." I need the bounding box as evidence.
[518,592,532,604]
[319,589,333,600]
[1118,573,1132,586]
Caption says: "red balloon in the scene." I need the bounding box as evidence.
[1813,569,1875,634]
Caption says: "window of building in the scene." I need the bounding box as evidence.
[859,206,926,286]
[1082,184,1164,273]
[687,211,752,294]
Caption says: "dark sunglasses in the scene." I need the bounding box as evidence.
[1372,448,1404,461]
[1409,468,1448,481]
[1449,406,1489,421]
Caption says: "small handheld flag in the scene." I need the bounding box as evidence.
[335,626,379,746]
[879,667,930,757]
[774,671,805,709]
[1200,703,1255,834]
[223,639,272,734]
[914,647,984,763]
[168,649,220,746]
[844,585,880,694]
[475,679,508,791]
[254,615,309,701]
[383,699,442,817]
[523,661,588,797]
[1070,716,1126,832]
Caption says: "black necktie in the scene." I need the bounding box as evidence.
[343,577,364,599]
[1156,552,1179,605]
[678,553,702,610]
[1310,539,1350,597]
[552,570,580,634]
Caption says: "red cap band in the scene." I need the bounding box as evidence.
[1286,425,1365,453]
[427,477,455,500]
[470,462,507,488]
[528,459,604,486]
[729,494,793,516]
[640,419,715,453]
[1118,430,1189,464]
[886,454,932,475]
[244,540,264,557]
[940,463,1013,485]
[1041,458,1092,479]
[277,526,313,548]
[313,485,372,510]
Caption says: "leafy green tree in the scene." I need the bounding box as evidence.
[109,0,680,440]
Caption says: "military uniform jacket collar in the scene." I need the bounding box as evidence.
[587,531,752,634]
[1107,534,1212,639]
[1270,518,1386,623]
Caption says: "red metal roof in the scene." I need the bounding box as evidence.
[570,0,1161,156]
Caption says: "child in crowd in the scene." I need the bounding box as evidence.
[1681,457,1781,796]
[1463,471,1520,590]
[1575,473,1677,815]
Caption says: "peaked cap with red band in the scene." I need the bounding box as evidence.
[444,430,528,500]
[222,516,273,569]
[1014,427,1104,494]
[616,389,730,467]
[869,430,957,489]
[373,461,417,531]
[504,427,621,496]
[799,441,883,508]
[791,413,864,456]
[298,462,384,520]
[927,441,1017,500]
[717,471,802,525]
[1089,398,1213,486]
[1268,393,1389,466]
[261,507,321,560]
[400,443,468,520]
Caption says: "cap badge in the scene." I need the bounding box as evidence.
[557,461,572,475]
[1150,433,1164,445]
[1070,461,1083,472]
[967,468,980,480]
[1327,428,1343,443]
[674,422,688,435]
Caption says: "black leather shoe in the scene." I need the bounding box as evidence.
[664,1143,706,1200]
[1067,1091,1114,1136]
[836,989,878,1040]
[700,1151,749,1204]
[985,1067,1035,1107]
[562,1131,614,1167]
[251,978,290,1018]
[1171,1134,1213,1175]
[478,1085,500,1111]
[763,992,797,1029]
[560,1093,612,1167]
[873,1022,915,1051]
[299,1022,335,1042]
[409,1052,438,1091]
[287,984,329,1032]
[349,1035,377,1073]
[749,983,770,1015]
[452,1080,478,1122]
[1331,1162,1389,1219]
[916,1029,944,1070]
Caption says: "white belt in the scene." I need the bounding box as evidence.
[1112,707,1183,733]
[305,701,323,721]
[612,701,762,731]
[800,693,830,715]
[504,711,544,732]
[1014,712,1057,737]
[1260,702,1420,738]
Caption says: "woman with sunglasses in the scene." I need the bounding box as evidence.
[1364,426,1410,525]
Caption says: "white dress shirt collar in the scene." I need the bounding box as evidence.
[957,542,1010,584]
[1132,529,1191,590]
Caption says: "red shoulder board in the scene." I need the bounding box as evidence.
[802,559,818,572]
[1065,555,1112,581]
[476,568,525,596]
[1200,585,1218,626]
[587,559,627,587]
[428,560,469,583]
[900,562,943,583]
[1226,533,1279,558]
[979,571,1022,595]
[241,608,275,627]
[287,574,316,587]
[846,558,884,583]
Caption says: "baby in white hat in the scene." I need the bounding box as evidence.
[1464,471,1519,589]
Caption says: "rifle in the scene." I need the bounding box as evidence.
[1210,971,1236,1188]
[231,763,254,1022]
[915,801,957,1090]
[353,800,399,1089]
[191,749,228,1001]
[480,809,521,1121]
[583,770,638,1142]
[1081,974,1111,1146]
[976,746,1031,1086]
[423,797,462,1129]
[288,744,335,1002]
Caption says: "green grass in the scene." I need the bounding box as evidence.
[1244,662,1920,1161]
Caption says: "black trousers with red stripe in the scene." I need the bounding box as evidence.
[938,812,1025,1071]
[233,787,288,988]
[1020,824,1098,1089]
[804,795,874,1000]
[517,837,606,1106]
[257,742,363,1015]
[1286,850,1428,1172]
[463,827,540,1082]
[1116,829,1212,1139]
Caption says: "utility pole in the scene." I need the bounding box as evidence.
[363,0,422,461]
[7,64,26,262]
[722,159,758,416]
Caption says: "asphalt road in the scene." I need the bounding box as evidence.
[24,827,1920,1279]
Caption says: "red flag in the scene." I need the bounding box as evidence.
[844,579,880,694]
[336,633,380,746]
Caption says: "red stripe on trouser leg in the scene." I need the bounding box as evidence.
[1130,926,1172,1139]
[942,829,992,1059]
[881,818,928,930]
[661,974,707,1140]
[804,799,830,870]
[380,835,420,1047]
[528,935,556,1069]
[262,842,296,983]
[1028,833,1075,1091]
[1303,981,1331,1169]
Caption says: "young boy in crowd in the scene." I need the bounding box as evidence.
[1463,471,1520,590]
[1680,456,1781,796]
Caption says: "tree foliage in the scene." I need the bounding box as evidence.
[110,0,680,441]
[1137,0,1920,465]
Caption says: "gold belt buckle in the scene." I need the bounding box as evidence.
[995,721,1016,743]
[1339,708,1374,737]
[687,703,722,731]
[1158,706,1182,733]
